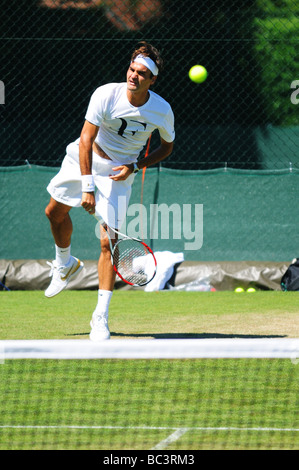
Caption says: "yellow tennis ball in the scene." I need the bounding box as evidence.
[247,288,256,293]
[188,65,208,83]
[234,287,244,293]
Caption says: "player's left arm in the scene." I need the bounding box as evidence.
[110,138,174,181]
[137,138,174,170]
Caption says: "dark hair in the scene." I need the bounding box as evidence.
[131,41,164,76]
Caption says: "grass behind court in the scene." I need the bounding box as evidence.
[0,290,299,340]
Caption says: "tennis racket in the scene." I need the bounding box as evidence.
[93,214,157,287]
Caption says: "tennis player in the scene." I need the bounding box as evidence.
[45,41,175,341]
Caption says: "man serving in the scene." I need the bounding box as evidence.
[45,41,175,341]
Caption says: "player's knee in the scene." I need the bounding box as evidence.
[45,203,67,224]
[45,204,52,221]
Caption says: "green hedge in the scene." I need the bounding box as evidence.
[253,0,299,126]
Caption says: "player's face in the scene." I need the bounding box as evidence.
[127,62,156,93]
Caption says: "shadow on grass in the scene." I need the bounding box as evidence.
[111,332,287,339]
[68,332,286,339]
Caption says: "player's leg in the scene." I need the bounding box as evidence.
[45,197,73,250]
[89,225,117,341]
[45,141,85,297]
[98,224,117,291]
[44,198,84,298]
[89,170,133,341]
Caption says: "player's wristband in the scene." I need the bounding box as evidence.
[82,174,95,192]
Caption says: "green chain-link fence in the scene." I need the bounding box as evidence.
[1,0,299,170]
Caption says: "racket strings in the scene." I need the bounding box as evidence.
[113,239,156,286]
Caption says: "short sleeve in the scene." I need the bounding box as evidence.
[159,107,175,143]
[85,87,106,127]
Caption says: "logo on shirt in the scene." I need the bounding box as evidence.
[117,118,147,138]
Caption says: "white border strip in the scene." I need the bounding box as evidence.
[1,338,299,360]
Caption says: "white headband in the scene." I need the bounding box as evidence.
[132,54,159,76]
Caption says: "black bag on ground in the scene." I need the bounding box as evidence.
[281,259,299,291]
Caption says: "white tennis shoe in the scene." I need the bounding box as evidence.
[45,256,84,298]
[89,311,110,341]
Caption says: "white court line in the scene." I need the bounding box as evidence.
[1,424,298,449]
[151,428,189,450]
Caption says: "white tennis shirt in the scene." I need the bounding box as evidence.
[84,82,175,164]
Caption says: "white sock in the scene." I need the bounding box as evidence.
[55,244,71,267]
[96,289,113,315]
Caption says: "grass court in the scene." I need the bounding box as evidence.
[0,290,298,450]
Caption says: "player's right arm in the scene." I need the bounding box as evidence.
[79,120,99,214]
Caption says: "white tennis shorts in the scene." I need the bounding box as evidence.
[47,139,135,229]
